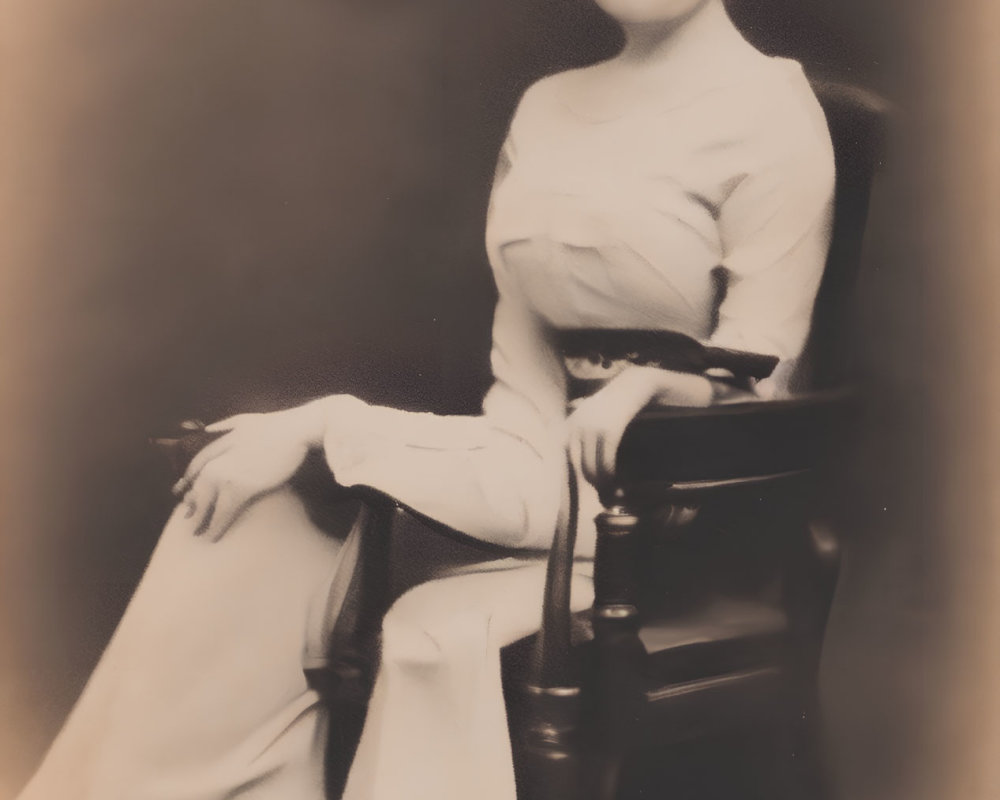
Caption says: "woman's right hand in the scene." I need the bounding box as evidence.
[566,366,713,489]
[171,396,360,541]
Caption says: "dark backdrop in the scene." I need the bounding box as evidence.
[0,1,916,797]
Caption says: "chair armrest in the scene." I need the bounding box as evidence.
[532,388,859,690]
[615,387,859,489]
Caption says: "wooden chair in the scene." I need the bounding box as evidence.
[154,78,886,799]
[511,79,888,800]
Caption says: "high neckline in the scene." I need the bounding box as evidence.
[551,2,757,125]
[616,0,742,71]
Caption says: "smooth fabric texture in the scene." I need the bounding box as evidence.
[16,4,835,799]
[321,1,835,559]
[342,559,594,800]
[17,490,342,800]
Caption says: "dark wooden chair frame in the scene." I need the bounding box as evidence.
[154,78,887,800]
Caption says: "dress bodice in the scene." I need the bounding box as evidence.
[486,51,834,372]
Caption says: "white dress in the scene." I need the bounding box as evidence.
[15,6,834,800]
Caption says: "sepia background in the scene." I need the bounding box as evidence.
[1,0,997,797]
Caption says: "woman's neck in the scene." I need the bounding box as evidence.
[617,0,735,69]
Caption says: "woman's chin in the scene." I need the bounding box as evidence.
[594,0,707,26]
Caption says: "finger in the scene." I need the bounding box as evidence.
[205,414,255,434]
[597,430,616,485]
[180,491,198,519]
[179,437,233,490]
[580,427,601,488]
[567,426,584,477]
[191,489,219,537]
[600,419,630,486]
[184,486,217,536]
[174,435,235,495]
[202,487,250,542]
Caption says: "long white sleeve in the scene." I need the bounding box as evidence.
[320,128,569,551]
[709,74,836,394]
[318,292,568,551]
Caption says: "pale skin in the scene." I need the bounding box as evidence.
[177,0,755,540]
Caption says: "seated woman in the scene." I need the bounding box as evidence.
[15,0,834,798]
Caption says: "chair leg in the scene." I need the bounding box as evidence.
[317,650,383,799]
[588,502,644,800]
[318,496,397,798]
[517,687,585,800]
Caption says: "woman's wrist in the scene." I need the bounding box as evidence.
[278,395,369,449]
[640,366,714,407]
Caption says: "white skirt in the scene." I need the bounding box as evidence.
[16,487,593,800]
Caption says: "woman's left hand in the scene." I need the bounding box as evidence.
[566,366,713,488]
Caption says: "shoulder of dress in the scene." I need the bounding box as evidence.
[512,66,594,119]
[729,57,832,156]
[702,62,834,202]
